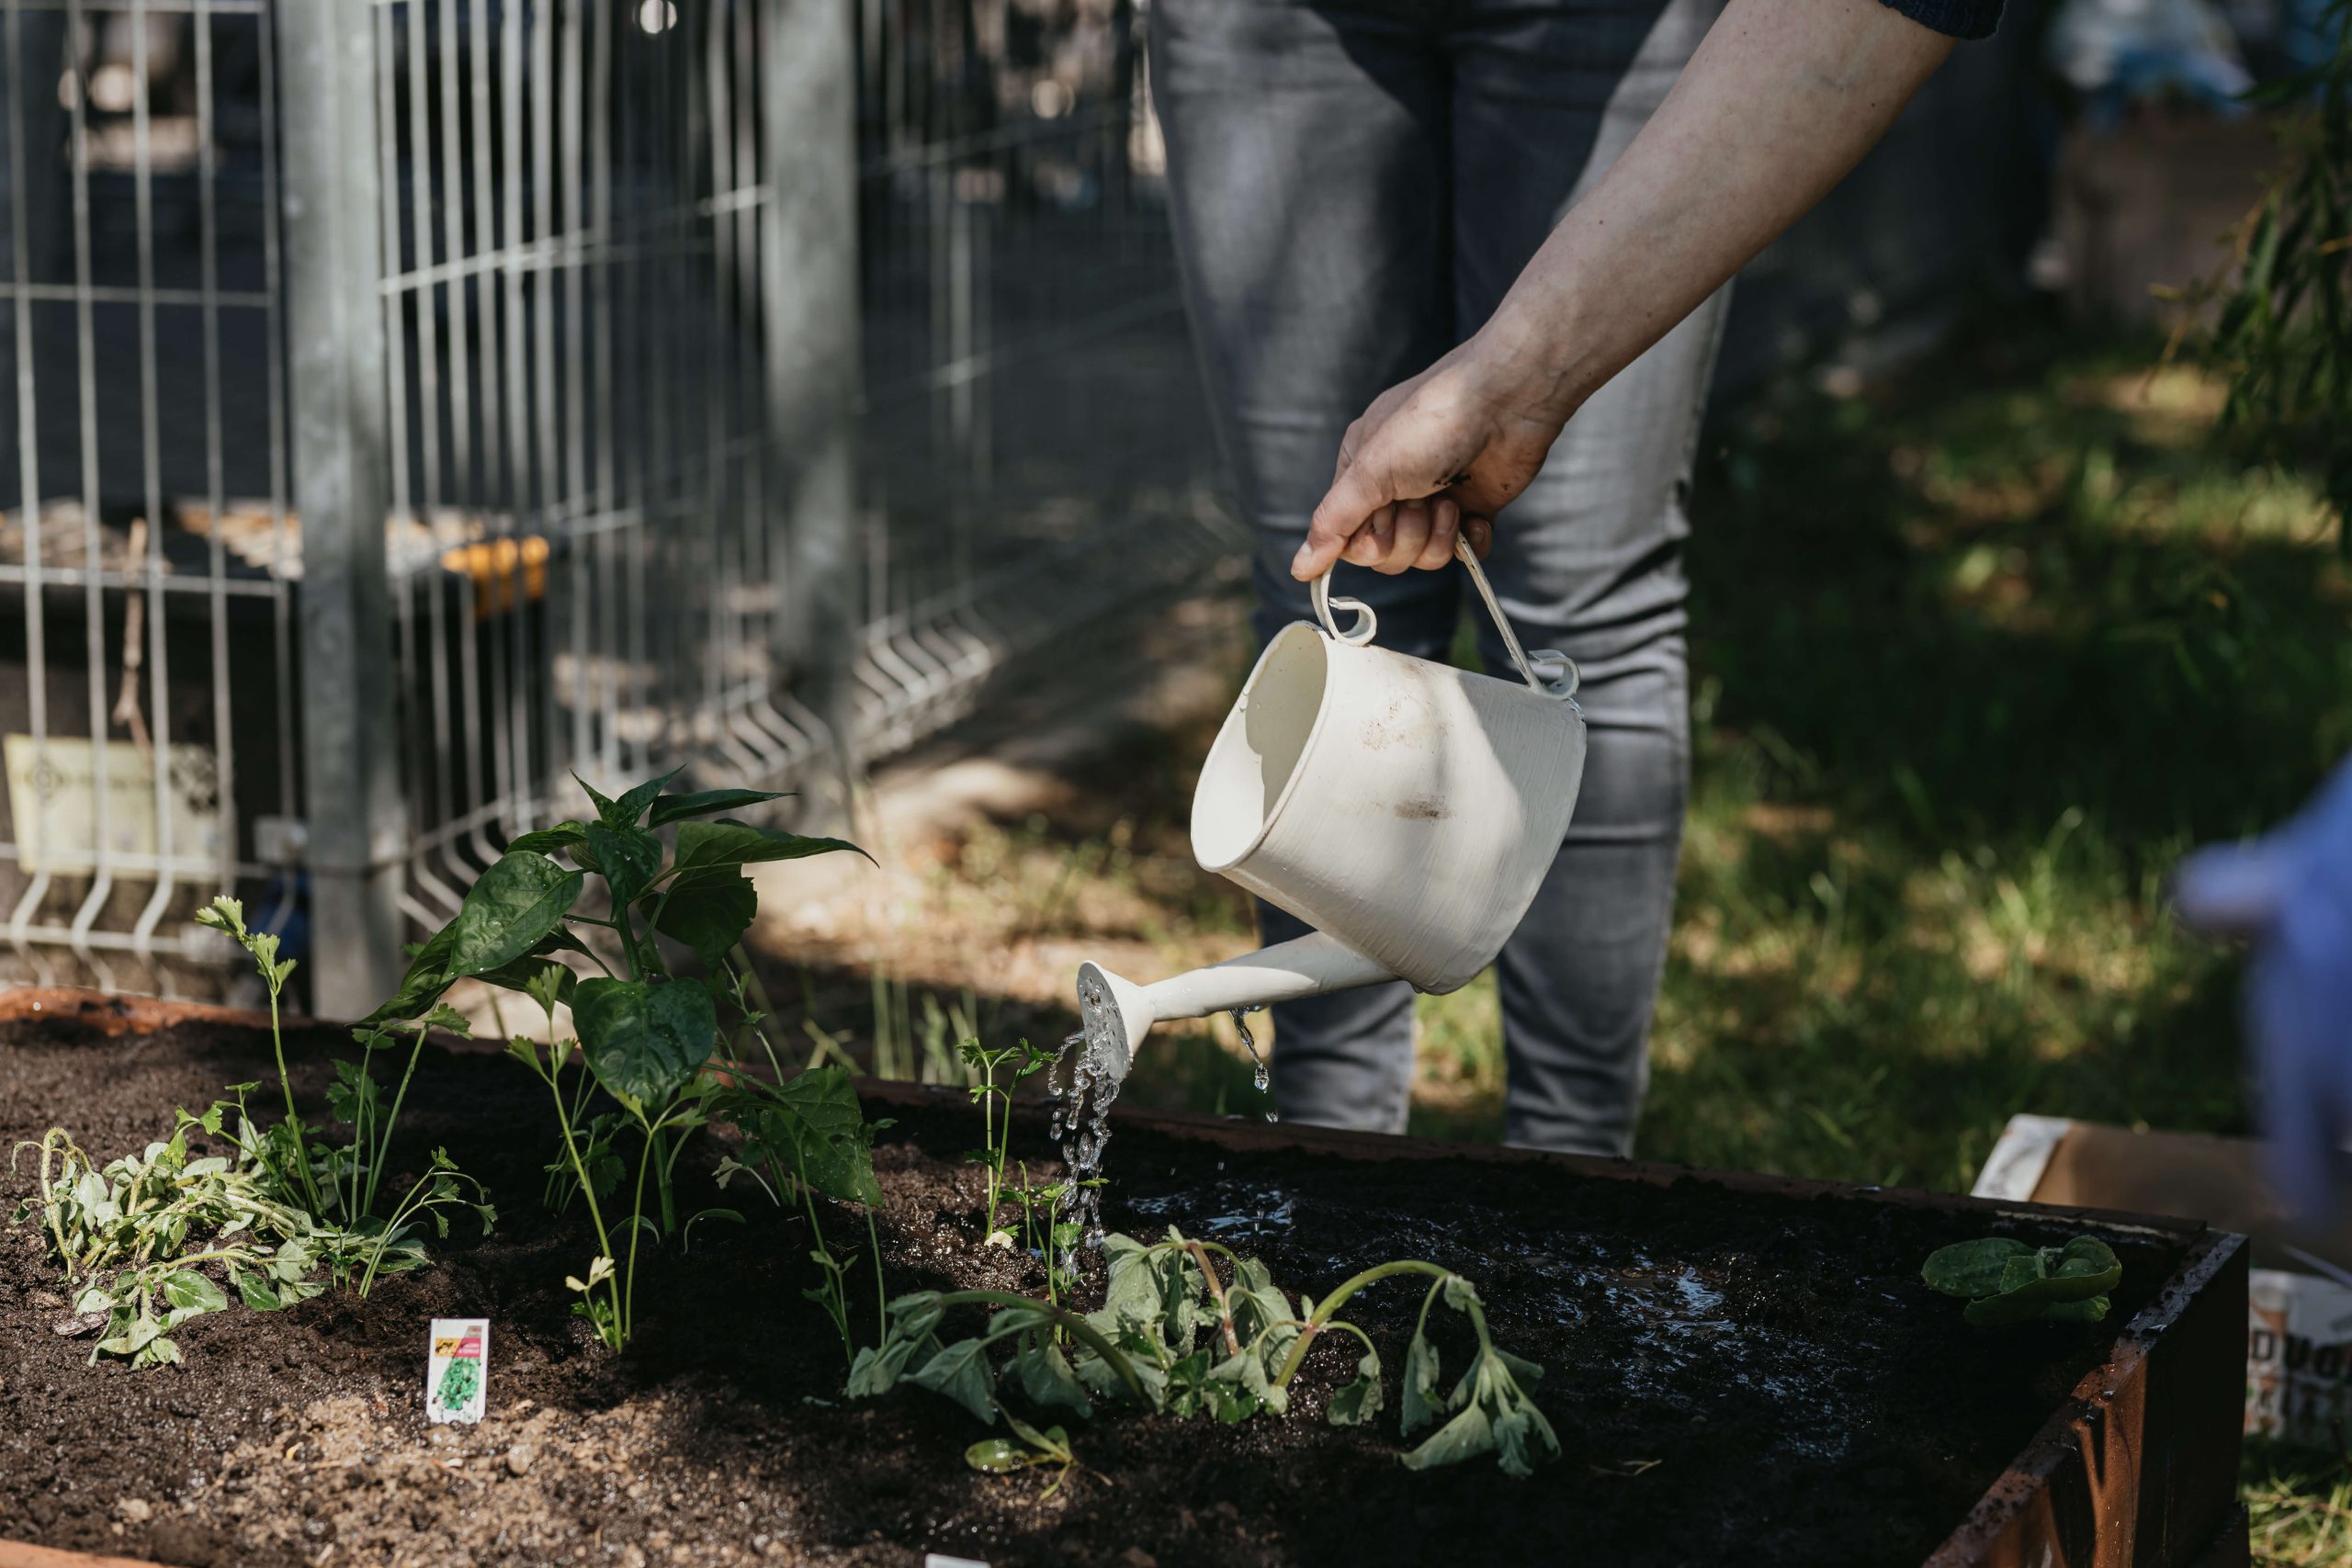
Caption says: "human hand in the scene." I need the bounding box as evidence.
[2173,756,2352,1224]
[1291,336,1573,581]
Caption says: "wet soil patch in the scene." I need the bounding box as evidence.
[1,1008,2187,1567]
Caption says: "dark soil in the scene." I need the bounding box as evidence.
[0,1005,2188,1568]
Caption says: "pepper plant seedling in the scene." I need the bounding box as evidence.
[362,770,865,1352]
[849,1224,1559,1480]
[1921,1235,2121,1326]
[709,1066,892,1366]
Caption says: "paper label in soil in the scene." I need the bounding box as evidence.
[427,1317,489,1425]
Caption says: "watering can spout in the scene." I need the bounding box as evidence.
[1075,933,1397,1087]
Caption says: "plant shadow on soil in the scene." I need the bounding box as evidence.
[2,1008,2202,1568]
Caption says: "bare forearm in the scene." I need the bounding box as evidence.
[1296,0,1961,577]
[1482,0,1955,421]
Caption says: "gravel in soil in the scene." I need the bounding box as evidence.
[0,1009,2185,1567]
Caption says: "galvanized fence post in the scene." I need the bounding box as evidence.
[762,0,863,805]
[277,0,404,1017]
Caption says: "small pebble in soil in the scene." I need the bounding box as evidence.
[116,1498,153,1524]
[506,1444,536,1476]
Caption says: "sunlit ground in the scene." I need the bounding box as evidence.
[747,320,2348,1559]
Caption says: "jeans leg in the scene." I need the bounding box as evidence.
[1452,0,1727,1156]
[1154,0,1457,1134]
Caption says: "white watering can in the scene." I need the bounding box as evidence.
[1075,539,1588,1089]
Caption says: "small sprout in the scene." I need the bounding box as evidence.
[566,1255,616,1294]
[1922,1235,2120,1326]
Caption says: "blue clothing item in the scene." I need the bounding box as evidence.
[1883,0,2005,40]
[2176,757,2352,1225]
[1152,0,1731,1156]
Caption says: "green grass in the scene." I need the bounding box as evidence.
[1406,325,2347,1201]
[1411,324,2351,1562]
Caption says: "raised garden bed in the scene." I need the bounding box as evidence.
[1,989,2245,1568]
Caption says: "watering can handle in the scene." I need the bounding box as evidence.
[1310,536,1581,703]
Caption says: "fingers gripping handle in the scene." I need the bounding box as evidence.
[1309,537,1580,703]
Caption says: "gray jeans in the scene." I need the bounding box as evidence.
[1152,0,1728,1156]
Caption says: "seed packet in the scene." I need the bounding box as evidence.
[427,1317,489,1425]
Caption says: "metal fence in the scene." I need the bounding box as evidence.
[0,0,1224,1012]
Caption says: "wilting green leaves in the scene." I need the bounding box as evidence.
[910,1338,1001,1425]
[1397,1276,1560,1479]
[1329,1350,1385,1427]
[854,1227,1552,1480]
[573,978,718,1110]
[1922,1235,2120,1326]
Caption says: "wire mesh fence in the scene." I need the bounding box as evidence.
[0,0,1226,1010]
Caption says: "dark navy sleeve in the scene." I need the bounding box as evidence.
[1877,0,2003,39]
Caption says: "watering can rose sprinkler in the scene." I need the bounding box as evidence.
[1074,537,1589,1096]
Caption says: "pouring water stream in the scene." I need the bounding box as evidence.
[1051,541,1586,1258]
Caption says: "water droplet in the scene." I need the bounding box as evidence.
[1264,1111,1280,1123]
[1229,1009,1276,1099]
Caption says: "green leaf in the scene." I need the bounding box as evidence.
[586,825,663,907]
[573,978,719,1109]
[445,853,586,979]
[1492,1404,1558,1480]
[672,819,869,874]
[2041,1293,2111,1324]
[649,787,793,829]
[1010,1337,1094,1418]
[1921,1237,2032,1299]
[506,821,591,857]
[965,1436,1039,1473]
[1400,1329,1444,1437]
[604,769,683,829]
[1964,1281,2060,1327]
[910,1337,1000,1425]
[234,1271,283,1312]
[159,1269,228,1315]
[1328,1349,1384,1427]
[574,773,621,822]
[754,1066,882,1205]
[358,923,460,1026]
[474,956,579,1011]
[651,867,758,969]
[2044,1238,2122,1302]
[1401,1401,1496,1472]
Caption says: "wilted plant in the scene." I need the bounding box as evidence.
[1921,1235,2120,1325]
[11,1103,322,1365]
[850,1224,1559,1479]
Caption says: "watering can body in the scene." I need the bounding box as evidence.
[1076,543,1588,1088]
